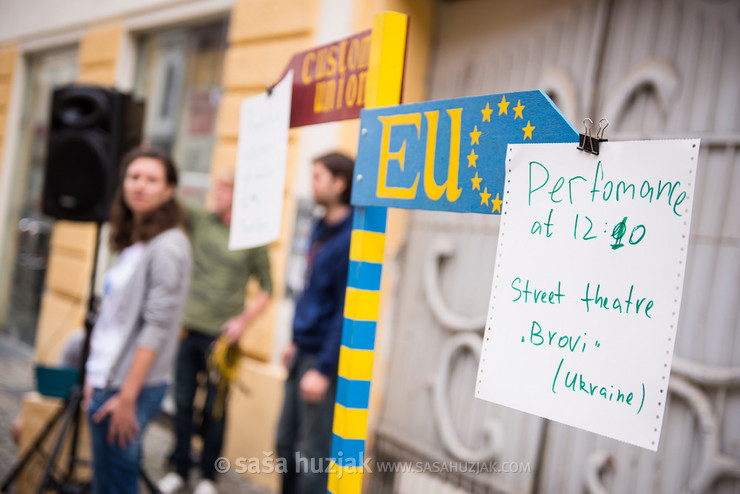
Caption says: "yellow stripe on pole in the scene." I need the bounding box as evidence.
[332,403,370,440]
[327,461,364,494]
[364,12,408,108]
[349,230,386,263]
[343,287,380,321]
[337,345,374,381]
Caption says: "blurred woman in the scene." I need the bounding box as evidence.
[85,147,192,494]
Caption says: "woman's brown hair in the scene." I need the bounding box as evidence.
[108,147,183,252]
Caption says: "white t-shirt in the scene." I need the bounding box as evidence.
[86,242,146,388]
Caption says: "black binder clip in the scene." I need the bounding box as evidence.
[577,118,609,155]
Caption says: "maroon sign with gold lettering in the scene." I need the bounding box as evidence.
[280,30,373,128]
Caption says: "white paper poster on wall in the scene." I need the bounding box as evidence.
[475,139,700,451]
[229,70,293,250]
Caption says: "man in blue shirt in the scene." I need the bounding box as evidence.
[277,152,354,494]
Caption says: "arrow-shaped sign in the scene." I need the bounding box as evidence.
[352,90,578,214]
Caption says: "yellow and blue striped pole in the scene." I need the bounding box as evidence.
[327,11,407,494]
[328,206,386,493]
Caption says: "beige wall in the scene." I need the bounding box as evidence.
[76,25,123,86]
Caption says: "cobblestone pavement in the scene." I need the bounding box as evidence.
[0,334,271,493]
[0,334,33,480]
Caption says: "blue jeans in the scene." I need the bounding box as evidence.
[88,384,167,494]
[172,330,225,480]
[277,353,337,494]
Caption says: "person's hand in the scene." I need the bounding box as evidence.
[92,393,139,449]
[299,369,330,403]
[221,316,246,345]
[282,343,297,369]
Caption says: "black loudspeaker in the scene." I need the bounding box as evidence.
[42,85,145,222]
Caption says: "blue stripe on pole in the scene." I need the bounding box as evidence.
[340,319,377,350]
[330,434,366,466]
[347,260,382,291]
[335,377,371,409]
[352,206,387,233]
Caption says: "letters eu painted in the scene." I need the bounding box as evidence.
[352,90,578,214]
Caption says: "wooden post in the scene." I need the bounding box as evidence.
[327,11,407,494]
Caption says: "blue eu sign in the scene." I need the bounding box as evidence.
[352,90,577,214]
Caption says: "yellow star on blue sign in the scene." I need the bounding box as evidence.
[464,93,553,212]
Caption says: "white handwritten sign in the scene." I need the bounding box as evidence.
[476,139,700,450]
[229,71,293,249]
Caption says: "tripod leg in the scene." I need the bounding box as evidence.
[67,400,84,476]
[0,395,69,492]
[36,390,83,494]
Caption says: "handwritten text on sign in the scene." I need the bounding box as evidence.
[475,140,700,450]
